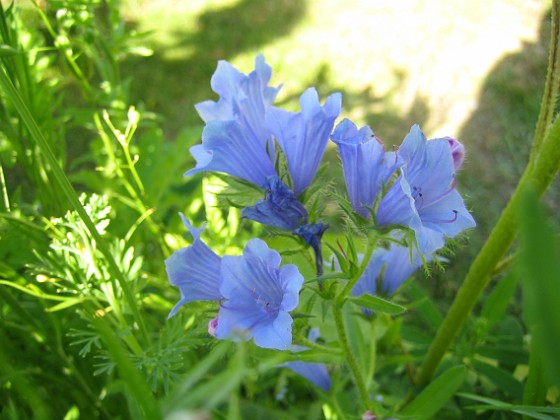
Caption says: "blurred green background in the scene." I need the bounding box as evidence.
[120,0,555,288]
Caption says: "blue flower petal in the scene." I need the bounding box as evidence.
[284,361,331,391]
[377,175,420,227]
[185,120,276,187]
[266,88,342,197]
[352,243,433,297]
[215,238,303,350]
[252,310,293,350]
[241,176,308,230]
[381,244,430,295]
[331,118,401,218]
[196,54,281,129]
[351,249,387,297]
[165,214,222,318]
[419,188,476,238]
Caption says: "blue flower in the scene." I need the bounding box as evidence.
[214,238,304,350]
[165,214,222,318]
[266,88,342,197]
[331,118,401,218]
[241,175,308,230]
[185,55,280,188]
[376,125,475,255]
[352,242,432,297]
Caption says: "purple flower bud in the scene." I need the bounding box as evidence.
[447,137,465,171]
[208,318,219,337]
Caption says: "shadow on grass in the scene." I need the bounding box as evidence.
[125,0,430,142]
[427,9,554,299]
[124,0,309,137]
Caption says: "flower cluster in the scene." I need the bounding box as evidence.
[165,55,475,376]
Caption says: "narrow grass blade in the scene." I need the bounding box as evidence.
[346,294,406,315]
[401,365,466,419]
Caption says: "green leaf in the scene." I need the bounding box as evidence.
[283,349,344,364]
[519,190,560,386]
[524,335,548,407]
[45,297,85,312]
[480,272,518,333]
[343,303,368,375]
[164,342,230,412]
[0,44,19,57]
[406,282,443,330]
[401,365,466,419]
[477,344,528,366]
[91,317,159,418]
[458,393,560,420]
[472,359,523,400]
[346,294,406,315]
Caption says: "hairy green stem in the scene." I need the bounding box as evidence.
[415,111,560,386]
[530,1,560,162]
[333,302,369,408]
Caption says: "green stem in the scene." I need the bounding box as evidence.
[95,112,170,256]
[530,1,560,162]
[337,238,376,300]
[365,316,378,390]
[296,334,343,355]
[333,302,369,408]
[0,162,10,211]
[0,66,150,345]
[415,111,560,386]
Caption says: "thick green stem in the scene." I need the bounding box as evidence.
[531,1,560,162]
[415,111,560,386]
[333,302,369,408]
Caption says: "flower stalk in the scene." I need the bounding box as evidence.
[333,301,369,408]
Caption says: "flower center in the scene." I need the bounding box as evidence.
[251,287,279,313]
